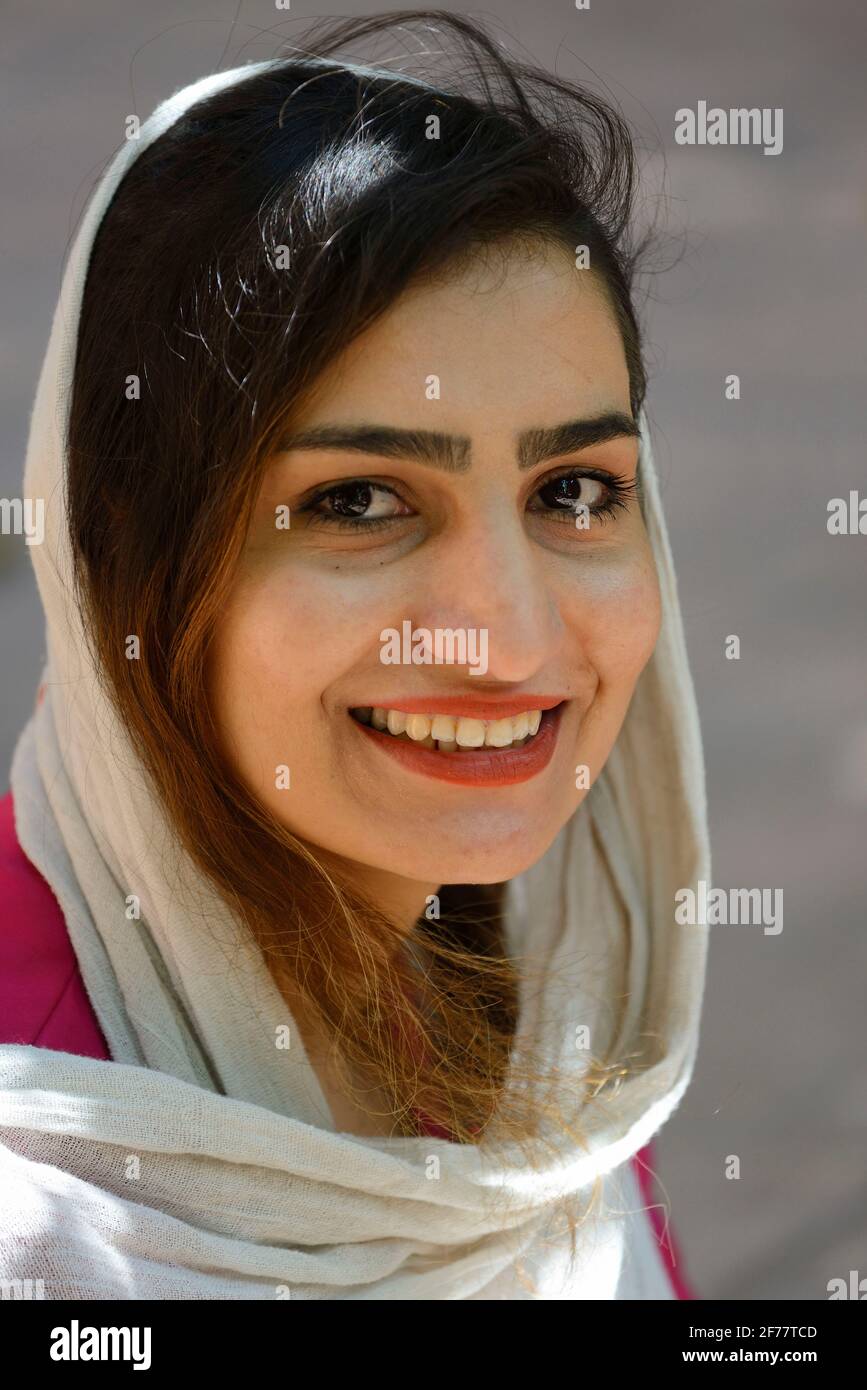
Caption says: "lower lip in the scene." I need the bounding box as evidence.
[349,704,566,786]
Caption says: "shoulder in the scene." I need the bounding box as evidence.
[0,788,110,1059]
[631,1140,697,1299]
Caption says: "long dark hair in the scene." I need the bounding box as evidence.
[67,10,656,1181]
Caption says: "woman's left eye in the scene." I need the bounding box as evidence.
[527,469,637,523]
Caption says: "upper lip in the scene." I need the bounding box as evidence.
[350,695,567,720]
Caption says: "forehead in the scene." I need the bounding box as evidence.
[297,239,631,429]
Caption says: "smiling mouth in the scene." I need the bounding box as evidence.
[348,703,560,753]
[348,700,568,787]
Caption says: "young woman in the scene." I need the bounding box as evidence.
[0,12,710,1299]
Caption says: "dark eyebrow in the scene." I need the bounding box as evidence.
[279,424,471,472]
[278,411,639,473]
[516,412,640,469]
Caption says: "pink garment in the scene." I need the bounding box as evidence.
[0,787,110,1059]
[0,783,694,1297]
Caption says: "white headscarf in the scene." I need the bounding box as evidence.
[0,57,711,1299]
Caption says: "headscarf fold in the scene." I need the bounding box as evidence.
[0,56,710,1299]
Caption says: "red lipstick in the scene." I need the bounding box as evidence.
[349,701,566,787]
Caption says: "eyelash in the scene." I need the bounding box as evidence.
[299,468,638,533]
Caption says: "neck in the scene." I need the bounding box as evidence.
[310,847,441,939]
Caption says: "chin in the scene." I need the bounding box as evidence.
[386,818,571,886]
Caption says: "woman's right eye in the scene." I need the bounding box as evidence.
[300,480,415,532]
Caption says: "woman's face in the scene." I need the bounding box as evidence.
[208,239,661,910]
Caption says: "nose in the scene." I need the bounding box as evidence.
[406,503,565,684]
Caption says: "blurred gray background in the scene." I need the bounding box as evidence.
[1,1,865,1299]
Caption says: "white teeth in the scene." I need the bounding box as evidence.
[355,704,556,751]
[485,716,516,747]
[430,714,457,742]
[405,713,431,741]
[454,717,486,748]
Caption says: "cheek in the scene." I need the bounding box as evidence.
[568,544,662,688]
[207,567,387,759]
